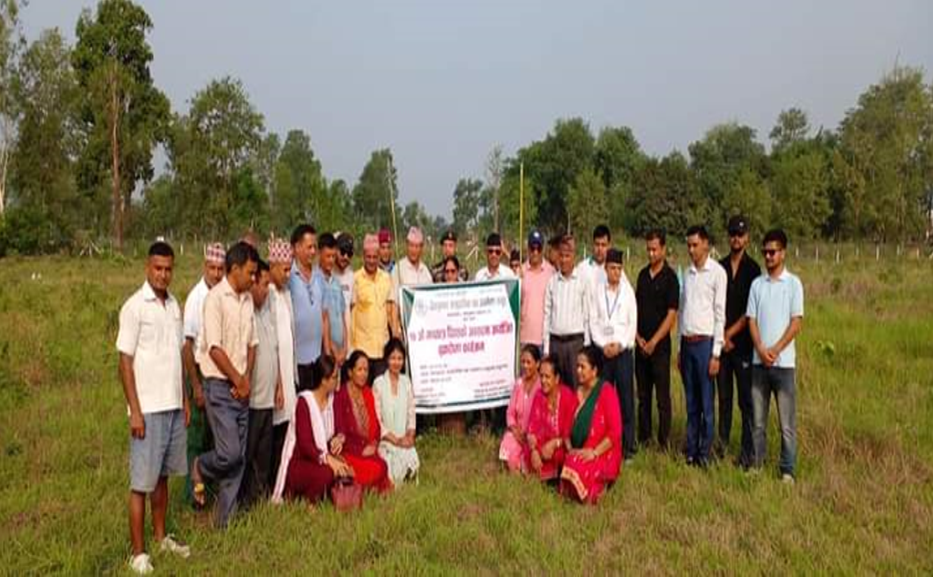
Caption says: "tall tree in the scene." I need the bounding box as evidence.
[9,28,80,245]
[484,144,504,232]
[834,66,933,241]
[452,177,483,240]
[170,76,264,237]
[595,126,646,233]
[567,168,608,238]
[688,122,767,232]
[628,151,707,239]
[276,129,324,227]
[352,148,397,230]
[72,0,170,249]
[0,0,24,216]
[769,107,810,154]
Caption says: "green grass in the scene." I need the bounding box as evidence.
[1,253,932,575]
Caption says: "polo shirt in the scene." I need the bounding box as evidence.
[747,268,804,368]
[635,262,679,355]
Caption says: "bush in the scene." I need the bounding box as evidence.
[0,206,70,255]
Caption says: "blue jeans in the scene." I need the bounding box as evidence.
[751,365,797,477]
[199,378,248,528]
[681,339,715,462]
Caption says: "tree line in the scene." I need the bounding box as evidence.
[1,0,931,256]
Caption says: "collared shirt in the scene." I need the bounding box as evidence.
[474,263,516,282]
[635,262,679,355]
[576,257,608,296]
[431,259,470,283]
[250,298,279,410]
[335,265,355,338]
[116,282,184,414]
[199,276,258,380]
[720,252,761,357]
[270,286,297,425]
[183,277,210,341]
[589,279,638,350]
[391,257,433,293]
[321,270,347,349]
[679,256,728,357]
[747,268,804,368]
[289,263,324,365]
[380,260,395,274]
[543,269,591,354]
[520,260,555,346]
[351,267,395,359]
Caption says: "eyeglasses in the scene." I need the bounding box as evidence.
[762,249,780,257]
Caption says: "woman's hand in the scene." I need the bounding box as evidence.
[329,434,345,456]
[530,449,543,472]
[541,439,559,460]
[362,443,377,457]
[579,448,597,462]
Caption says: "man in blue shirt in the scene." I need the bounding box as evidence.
[318,232,348,366]
[747,228,804,483]
[289,224,324,376]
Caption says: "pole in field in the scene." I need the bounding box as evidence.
[519,161,524,264]
[387,153,400,263]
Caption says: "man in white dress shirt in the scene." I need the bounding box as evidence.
[474,232,516,281]
[543,235,590,387]
[589,248,638,461]
[679,225,727,468]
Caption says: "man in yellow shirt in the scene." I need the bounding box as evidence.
[352,233,400,380]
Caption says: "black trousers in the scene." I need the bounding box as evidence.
[717,350,754,463]
[603,349,636,457]
[239,407,273,510]
[270,421,288,489]
[550,334,585,388]
[635,349,672,448]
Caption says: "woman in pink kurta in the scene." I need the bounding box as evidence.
[560,346,623,504]
[499,345,542,472]
[525,356,577,481]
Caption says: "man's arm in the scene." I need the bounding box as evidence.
[182,337,203,408]
[119,353,146,439]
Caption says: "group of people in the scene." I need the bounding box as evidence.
[116,216,803,573]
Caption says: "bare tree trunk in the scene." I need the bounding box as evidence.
[0,142,7,215]
[109,66,123,251]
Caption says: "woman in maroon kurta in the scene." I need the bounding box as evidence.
[334,351,392,493]
[274,355,353,503]
[560,346,623,504]
[525,356,578,481]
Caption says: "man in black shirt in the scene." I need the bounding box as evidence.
[717,215,761,466]
[635,229,679,450]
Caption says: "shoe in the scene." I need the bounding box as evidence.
[159,535,191,559]
[129,553,153,575]
[781,473,796,485]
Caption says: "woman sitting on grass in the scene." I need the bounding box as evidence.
[499,344,542,472]
[373,338,420,485]
[559,346,622,504]
[334,351,393,492]
[525,356,577,481]
[272,355,353,504]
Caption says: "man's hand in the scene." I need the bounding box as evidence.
[274,381,285,411]
[708,356,721,377]
[184,401,191,428]
[130,411,146,439]
[642,339,657,357]
[192,380,205,409]
[722,337,735,354]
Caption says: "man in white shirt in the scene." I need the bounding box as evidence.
[577,224,611,293]
[117,241,191,574]
[268,239,297,489]
[391,227,433,332]
[589,248,638,461]
[474,232,516,281]
[335,233,355,346]
[679,225,727,468]
[543,235,590,387]
[182,242,224,507]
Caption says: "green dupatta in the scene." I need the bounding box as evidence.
[570,381,604,449]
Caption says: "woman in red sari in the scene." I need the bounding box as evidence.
[560,345,623,504]
[525,356,578,481]
[334,351,392,493]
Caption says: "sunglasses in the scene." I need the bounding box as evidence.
[487,249,501,255]
[528,245,542,252]
[762,249,780,257]
[728,230,746,238]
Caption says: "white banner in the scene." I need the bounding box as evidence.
[401,280,519,414]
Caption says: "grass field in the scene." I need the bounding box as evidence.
[1,251,932,575]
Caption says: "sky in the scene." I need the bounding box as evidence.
[20,0,933,218]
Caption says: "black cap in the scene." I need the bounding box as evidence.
[485,232,502,247]
[606,248,623,265]
[441,230,457,243]
[336,233,354,256]
[527,230,544,247]
[727,215,749,235]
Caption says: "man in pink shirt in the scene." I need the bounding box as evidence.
[520,230,555,348]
